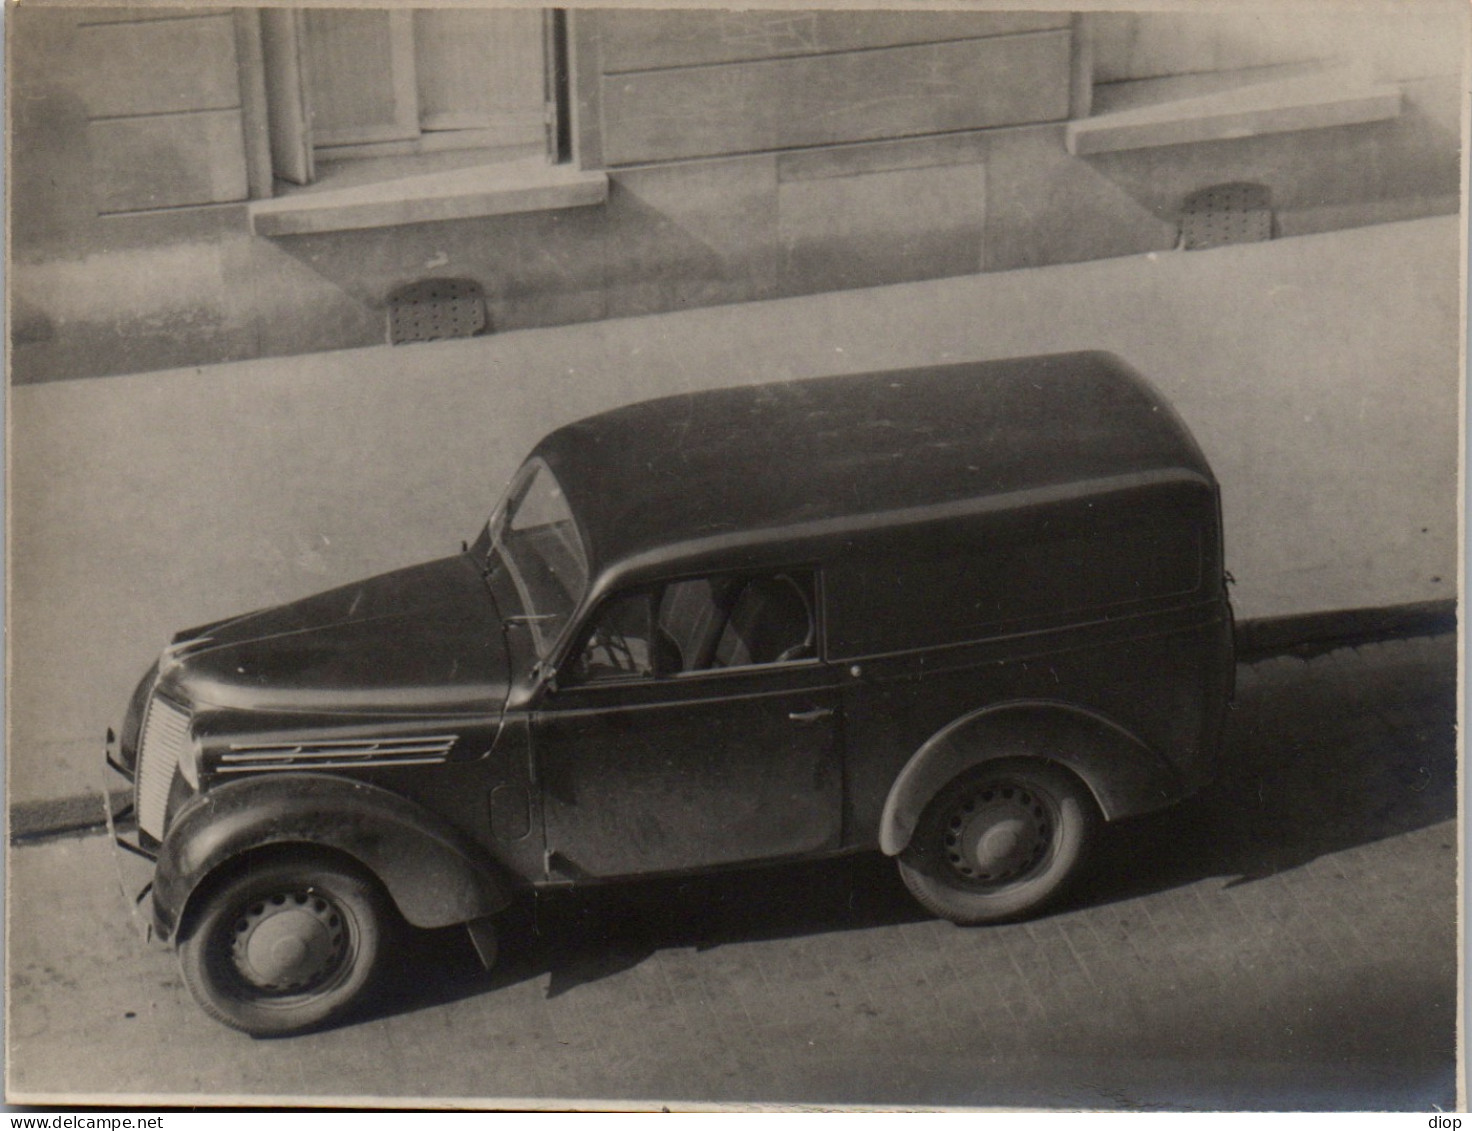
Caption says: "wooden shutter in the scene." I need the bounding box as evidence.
[77,11,250,211]
[415,9,545,148]
[260,8,312,186]
[302,9,419,148]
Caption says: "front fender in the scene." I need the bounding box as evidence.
[878,701,1184,857]
[154,773,513,940]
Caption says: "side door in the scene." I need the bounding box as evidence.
[533,571,844,879]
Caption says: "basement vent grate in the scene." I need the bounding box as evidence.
[1180,183,1274,251]
[387,278,488,345]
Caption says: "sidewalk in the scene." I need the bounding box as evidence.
[7,216,1459,820]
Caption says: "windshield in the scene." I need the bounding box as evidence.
[486,459,589,657]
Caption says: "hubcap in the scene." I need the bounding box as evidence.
[231,891,346,992]
[944,784,1052,885]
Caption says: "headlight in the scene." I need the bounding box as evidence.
[179,734,202,790]
[117,662,161,775]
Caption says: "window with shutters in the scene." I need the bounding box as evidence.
[261,8,565,187]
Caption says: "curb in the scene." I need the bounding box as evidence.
[10,790,131,842]
[1233,599,1455,661]
[9,609,1458,845]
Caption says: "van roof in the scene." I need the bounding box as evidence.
[534,352,1212,580]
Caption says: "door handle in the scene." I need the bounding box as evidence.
[788,707,834,724]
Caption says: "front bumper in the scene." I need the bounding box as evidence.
[102,728,163,944]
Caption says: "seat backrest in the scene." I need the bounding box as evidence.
[716,576,813,667]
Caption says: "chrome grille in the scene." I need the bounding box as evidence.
[218,734,458,773]
[137,696,189,840]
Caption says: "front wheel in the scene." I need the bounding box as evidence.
[897,760,1095,925]
[178,855,390,1037]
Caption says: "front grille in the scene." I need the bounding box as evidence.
[136,696,189,840]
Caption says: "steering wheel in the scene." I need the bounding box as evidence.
[775,640,814,664]
[772,575,816,663]
[587,627,638,673]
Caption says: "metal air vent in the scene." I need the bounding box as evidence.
[1180,183,1274,251]
[387,278,488,344]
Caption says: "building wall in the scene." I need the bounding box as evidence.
[9,5,1464,384]
[586,11,1075,164]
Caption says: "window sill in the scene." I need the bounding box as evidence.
[1066,65,1403,156]
[248,157,609,237]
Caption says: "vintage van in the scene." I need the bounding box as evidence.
[107,352,1235,1035]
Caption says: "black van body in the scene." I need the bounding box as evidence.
[107,352,1234,1035]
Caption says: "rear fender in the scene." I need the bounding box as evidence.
[154,772,513,941]
[878,701,1182,857]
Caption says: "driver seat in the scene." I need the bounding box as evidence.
[715,575,814,666]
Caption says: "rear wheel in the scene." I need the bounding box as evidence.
[178,855,389,1037]
[897,760,1094,924]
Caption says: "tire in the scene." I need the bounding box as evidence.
[177,854,390,1037]
[897,759,1095,925]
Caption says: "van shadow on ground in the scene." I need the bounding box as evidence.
[364,638,1457,1026]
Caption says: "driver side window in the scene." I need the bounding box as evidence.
[568,571,817,684]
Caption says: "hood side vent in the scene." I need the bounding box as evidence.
[218,734,458,773]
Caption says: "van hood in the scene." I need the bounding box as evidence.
[155,554,509,715]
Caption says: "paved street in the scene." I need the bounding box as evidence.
[6,636,1458,1111]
